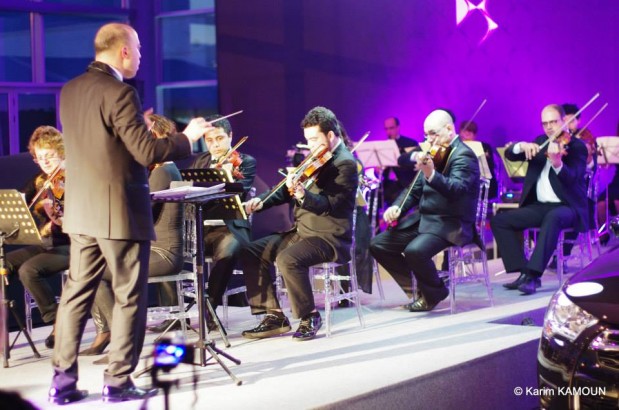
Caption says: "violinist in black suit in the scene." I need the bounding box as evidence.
[491,104,588,295]
[370,109,480,312]
[240,106,358,341]
[188,115,256,329]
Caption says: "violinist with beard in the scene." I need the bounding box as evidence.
[190,115,256,329]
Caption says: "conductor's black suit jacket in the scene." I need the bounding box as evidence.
[60,61,192,241]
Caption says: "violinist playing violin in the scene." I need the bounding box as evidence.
[240,106,358,341]
[491,104,588,295]
[5,126,70,349]
[370,109,480,312]
[190,115,256,329]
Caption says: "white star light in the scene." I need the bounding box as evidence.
[456,0,498,43]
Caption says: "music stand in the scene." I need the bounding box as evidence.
[465,141,493,181]
[0,189,43,367]
[596,137,619,236]
[145,190,242,385]
[355,140,400,170]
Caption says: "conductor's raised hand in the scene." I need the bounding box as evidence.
[183,117,213,143]
[244,198,263,215]
[383,205,401,224]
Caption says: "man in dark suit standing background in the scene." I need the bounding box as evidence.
[240,106,358,341]
[48,23,210,404]
[370,109,480,312]
[491,104,588,295]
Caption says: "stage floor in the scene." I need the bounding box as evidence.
[0,252,604,410]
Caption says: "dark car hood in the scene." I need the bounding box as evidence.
[565,246,619,325]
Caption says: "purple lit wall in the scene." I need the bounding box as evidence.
[216,0,619,183]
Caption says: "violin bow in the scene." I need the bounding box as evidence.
[393,99,488,220]
[351,131,371,153]
[460,98,487,134]
[575,102,608,139]
[510,92,601,177]
[217,136,248,164]
[538,92,600,151]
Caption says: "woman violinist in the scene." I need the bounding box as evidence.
[5,126,70,349]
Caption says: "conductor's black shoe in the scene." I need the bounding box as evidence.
[48,386,88,405]
[45,333,55,349]
[518,275,540,295]
[102,385,158,402]
[503,273,541,290]
[292,312,322,341]
[242,314,291,339]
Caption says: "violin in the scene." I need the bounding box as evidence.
[262,143,330,203]
[212,136,248,180]
[287,148,333,195]
[30,166,65,236]
[423,143,452,173]
[29,162,65,209]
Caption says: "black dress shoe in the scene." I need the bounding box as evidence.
[48,387,88,405]
[102,385,158,402]
[292,313,322,341]
[405,297,439,312]
[405,288,449,312]
[242,314,291,339]
[518,275,540,295]
[503,273,541,290]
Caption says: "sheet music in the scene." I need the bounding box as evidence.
[151,183,225,200]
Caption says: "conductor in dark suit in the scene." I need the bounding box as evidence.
[370,109,480,312]
[48,23,210,405]
[491,104,588,295]
[189,115,256,328]
[240,106,358,341]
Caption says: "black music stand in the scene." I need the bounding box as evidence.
[0,189,43,367]
[179,168,246,344]
[145,189,242,385]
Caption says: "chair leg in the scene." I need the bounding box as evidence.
[372,259,385,300]
[557,232,565,284]
[24,290,33,334]
[348,260,365,329]
[481,253,494,307]
[323,264,333,337]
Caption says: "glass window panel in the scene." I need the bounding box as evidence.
[0,13,32,82]
[18,93,57,153]
[160,13,217,82]
[42,0,123,6]
[0,94,8,156]
[44,15,126,83]
[160,0,214,12]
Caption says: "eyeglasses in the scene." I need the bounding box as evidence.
[424,124,447,138]
[33,154,61,164]
[541,119,560,128]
